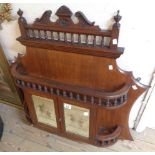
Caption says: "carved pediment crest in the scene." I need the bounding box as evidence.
[32,5,99,29]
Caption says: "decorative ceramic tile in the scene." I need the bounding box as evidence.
[63,103,89,138]
[32,95,57,128]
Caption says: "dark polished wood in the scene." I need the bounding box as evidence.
[11,6,149,147]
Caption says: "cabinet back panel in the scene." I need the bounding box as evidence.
[22,47,126,91]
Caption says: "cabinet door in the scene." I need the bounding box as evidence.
[32,95,57,128]
[58,98,96,142]
[25,91,60,133]
[63,103,90,138]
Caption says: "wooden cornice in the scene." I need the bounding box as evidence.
[17,37,124,59]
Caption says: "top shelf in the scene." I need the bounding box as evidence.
[17,37,124,59]
[17,6,124,58]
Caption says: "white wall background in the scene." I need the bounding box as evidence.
[0,0,155,131]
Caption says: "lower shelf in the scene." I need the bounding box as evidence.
[96,125,121,147]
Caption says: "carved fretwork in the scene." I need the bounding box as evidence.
[33,5,99,29]
[55,5,73,27]
[35,10,52,24]
[17,6,123,52]
[34,5,97,29]
[75,11,95,27]
[56,5,72,17]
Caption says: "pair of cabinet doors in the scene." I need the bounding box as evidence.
[24,89,96,143]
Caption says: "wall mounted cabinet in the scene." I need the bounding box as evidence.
[11,6,148,147]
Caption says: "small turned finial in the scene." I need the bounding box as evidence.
[17,9,23,17]
[17,8,27,38]
[114,10,122,24]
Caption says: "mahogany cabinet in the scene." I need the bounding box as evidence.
[11,6,148,147]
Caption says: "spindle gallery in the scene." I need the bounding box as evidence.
[11,6,148,147]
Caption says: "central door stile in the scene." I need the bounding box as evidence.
[56,97,66,135]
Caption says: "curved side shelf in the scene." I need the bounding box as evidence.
[11,63,131,109]
[118,66,149,89]
[96,125,121,147]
